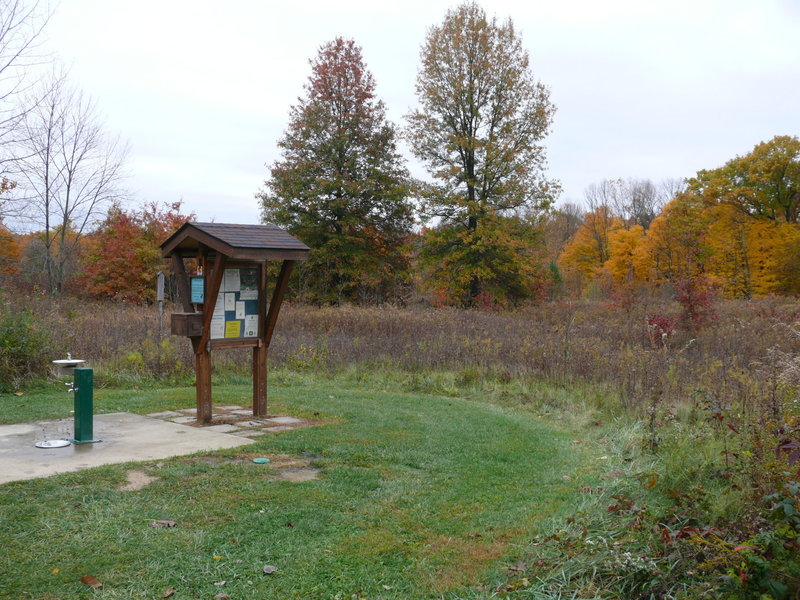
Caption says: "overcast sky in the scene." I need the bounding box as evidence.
[39,0,800,224]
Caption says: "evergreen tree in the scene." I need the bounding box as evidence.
[258,38,413,304]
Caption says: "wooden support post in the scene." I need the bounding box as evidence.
[194,253,227,423]
[253,262,268,416]
[264,260,295,347]
[253,343,267,417]
[252,260,294,417]
[195,350,212,422]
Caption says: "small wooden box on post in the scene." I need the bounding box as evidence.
[160,222,309,423]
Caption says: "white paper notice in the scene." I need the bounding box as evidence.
[214,293,225,319]
[235,301,245,319]
[244,315,258,337]
[210,293,225,339]
[239,289,258,300]
[210,318,225,339]
[224,292,236,311]
[223,269,240,292]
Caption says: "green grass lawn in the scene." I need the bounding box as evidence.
[0,378,597,599]
[0,382,608,599]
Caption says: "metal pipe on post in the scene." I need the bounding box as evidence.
[157,270,165,374]
[157,270,165,338]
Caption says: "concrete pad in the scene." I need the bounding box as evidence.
[265,416,304,425]
[146,410,182,418]
[215,405,244,411]
[235,430,267,438]
[178,408,197,415]
[0,413,254,485]
[202,424,241,433]
[230,409,255,416]
[169,416,196,424]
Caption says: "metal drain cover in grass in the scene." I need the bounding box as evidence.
[35,440,71,448]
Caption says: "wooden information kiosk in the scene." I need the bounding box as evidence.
[160,222,309,423]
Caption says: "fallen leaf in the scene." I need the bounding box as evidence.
[80,575,103,588]
[164,587,175,597]
[213,580,226,586]
[213,555,222,561]
[508,562,528,572]
[150,520,177,528]
[14,390,23,396]
[641,473,659,489]
[285,523,294,528]
[263,565,278,574]
[382,585,392,590]
[214,594,230,599]
[51,568,59,575]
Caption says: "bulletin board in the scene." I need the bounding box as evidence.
[209,267,260,339]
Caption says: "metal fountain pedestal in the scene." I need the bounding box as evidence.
[50,356,101,445]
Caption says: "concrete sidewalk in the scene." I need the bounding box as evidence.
[0,412,254,485]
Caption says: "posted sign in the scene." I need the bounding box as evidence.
[210,268,260,339]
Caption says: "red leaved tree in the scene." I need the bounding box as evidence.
[81,201,193,303]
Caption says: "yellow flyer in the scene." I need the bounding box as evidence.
[225,320,241,338]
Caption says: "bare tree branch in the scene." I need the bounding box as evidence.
[7,74,128,293]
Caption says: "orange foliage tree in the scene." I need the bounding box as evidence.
[0,222,19,275]
[80,201,193,303]
[559,207,624,281]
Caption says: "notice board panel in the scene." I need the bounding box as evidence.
[210,267,260,340]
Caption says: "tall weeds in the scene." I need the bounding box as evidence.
[13,293,800,416]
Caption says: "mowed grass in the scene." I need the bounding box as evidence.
[0,380,593,599]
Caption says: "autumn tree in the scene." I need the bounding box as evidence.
[8,75,127,294]
[420,211,548,307]
[542,201,582,261]
[259,37,413,304]
[559,206,624,281]
[604,225,647,284]
[0,221,19,275]
[640,191,711,284]
[688,135,800,224]
[81,201,193,303]
[406,1,558,306]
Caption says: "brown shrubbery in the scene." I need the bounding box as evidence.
[14,292,799,415]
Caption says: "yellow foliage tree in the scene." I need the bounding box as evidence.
[704,203,752,298]
[604,225,647,284]
[559,207,624,280]
[639,193,712,284]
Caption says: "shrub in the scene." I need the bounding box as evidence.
[674,275,718,330]
[0,308,57,392]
